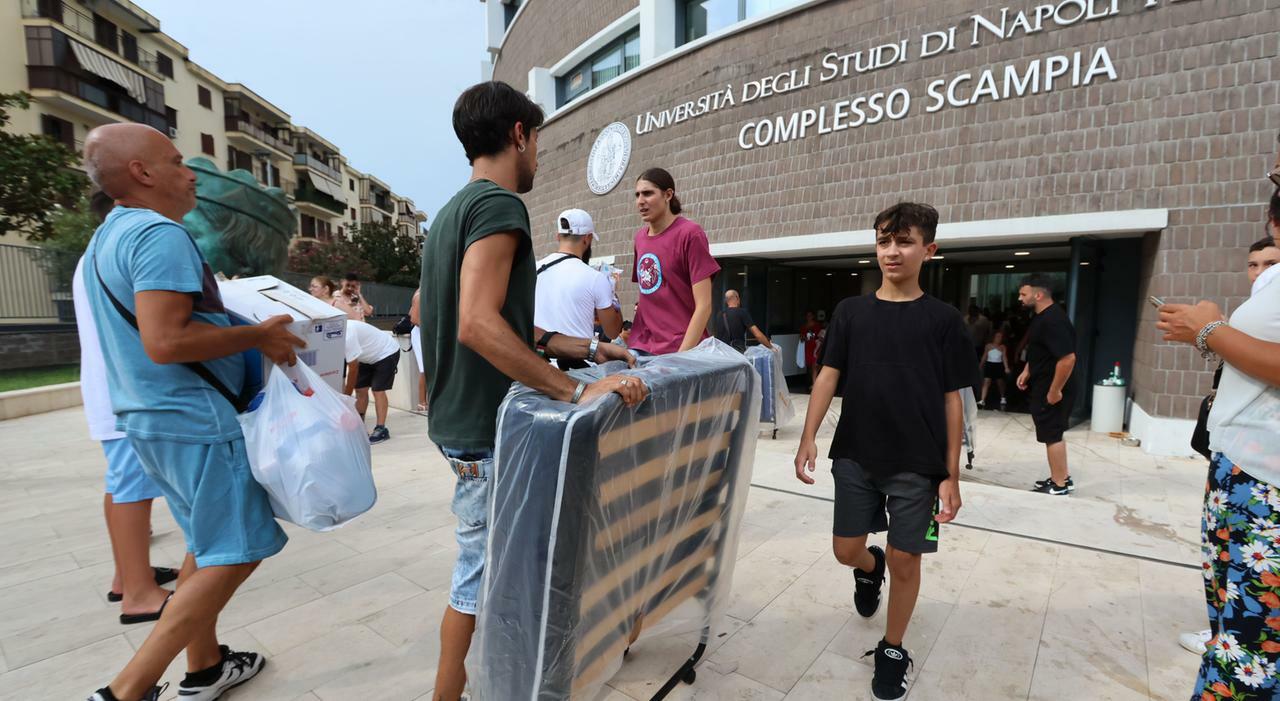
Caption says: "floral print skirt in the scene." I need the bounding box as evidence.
[1194,453,1280,700]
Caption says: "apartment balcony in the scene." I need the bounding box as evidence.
[291,153,342,183]
[224,116,291,159]
[27,65,168,133]
[293,184,346,217]
[20,0,163,78]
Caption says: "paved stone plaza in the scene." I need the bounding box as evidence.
[0,399,1207,700]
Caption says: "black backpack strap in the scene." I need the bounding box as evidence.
[536,253,578,276]
[91,227,252,413]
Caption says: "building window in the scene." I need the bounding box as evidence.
[156,51,173,79]
[503,0,522,29]
[350,207,357,220]
[164,106,177,132]
[201,133,215,156]
[92,13,119,54]
[557,28,640,107]
[349,179,355,191]
[121,32,138,64]
[198,85,212,109]
[40,114,74,151]
[681,0,797,44]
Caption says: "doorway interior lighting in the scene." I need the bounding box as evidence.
[1014,251,1031,256]
[1005,264,1015,269]
[858,259,871,264]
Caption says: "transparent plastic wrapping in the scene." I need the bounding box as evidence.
[744,345,796,430]
[472,339,761,700]
[960,386,978,469]
[238,362,376,531]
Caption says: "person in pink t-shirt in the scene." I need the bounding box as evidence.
[629,168,720,354]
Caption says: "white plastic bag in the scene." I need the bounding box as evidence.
[238,361,376,531]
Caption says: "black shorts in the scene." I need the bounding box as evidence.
[831,460,940,554]
[356,351,398,391]
[982,361,1006,380]
[1029,387,1073,444]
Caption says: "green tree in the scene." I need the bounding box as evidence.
[350,220,422,287]
[0,92,89,240]
[287,237,373,280]
[37,193,100,290]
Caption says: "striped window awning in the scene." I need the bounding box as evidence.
[68,39,146,104]
[307,171,345,201]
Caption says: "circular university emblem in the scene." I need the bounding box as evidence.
[586,122,632,195]
[637,253,663,295]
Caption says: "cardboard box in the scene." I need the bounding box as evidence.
[217,276,346,393]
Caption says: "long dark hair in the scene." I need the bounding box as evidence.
[637,167,682,215]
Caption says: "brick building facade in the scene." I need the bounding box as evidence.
[487,0,1280,454]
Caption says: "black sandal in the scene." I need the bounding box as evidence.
[120,591,173,625]
[107,566,180,602]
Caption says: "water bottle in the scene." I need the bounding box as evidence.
[1110,362,1124,387]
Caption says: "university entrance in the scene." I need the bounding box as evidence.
[713,236,1146,419]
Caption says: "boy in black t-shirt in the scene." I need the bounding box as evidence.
[795,202,975,701]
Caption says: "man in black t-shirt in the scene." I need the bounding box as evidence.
[715,289,773,352]
[795,203,974,701]
[1015,275,1078,496]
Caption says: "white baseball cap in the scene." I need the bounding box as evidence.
[557,209,596,239]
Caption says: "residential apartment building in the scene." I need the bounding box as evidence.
[0,0,426,248]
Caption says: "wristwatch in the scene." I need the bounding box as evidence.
[587,337,600,361]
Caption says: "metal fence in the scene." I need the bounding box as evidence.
[0,244,79,322]
[277,272,415,320]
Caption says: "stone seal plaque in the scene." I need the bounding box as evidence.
[586,122,631,195]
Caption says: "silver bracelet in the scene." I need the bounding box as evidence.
[570,381,587,404]
[1194,320,1227,360]
[587,337,600,362]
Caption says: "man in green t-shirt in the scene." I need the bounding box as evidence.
[421,81,648,700]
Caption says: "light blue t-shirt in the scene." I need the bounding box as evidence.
[85,206,245,443]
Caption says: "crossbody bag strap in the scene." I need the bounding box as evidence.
[536,253,578,275]
[91,226,252,413]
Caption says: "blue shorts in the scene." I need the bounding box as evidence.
[130,437,287,568]
[102,438,164,503]
[438,445,493,616]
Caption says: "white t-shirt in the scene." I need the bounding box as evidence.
[1208,266,1280,486]
[411,325,424,374]
[344,319,400,365]
[73,258,126,442]
[534,253,616,339]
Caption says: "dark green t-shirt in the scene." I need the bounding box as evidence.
[421,179,534,450]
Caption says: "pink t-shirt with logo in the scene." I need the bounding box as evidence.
[629,216,721,355]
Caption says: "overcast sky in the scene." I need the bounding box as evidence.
[138,0,487,225]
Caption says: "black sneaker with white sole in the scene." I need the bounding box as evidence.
[1034,475,1075,492]
[853,545,886,618]
[88,684,167,701]
[863,639,912,700]
[1030,480,1070,495]
[368,425,390,444]
[178,646,265,700]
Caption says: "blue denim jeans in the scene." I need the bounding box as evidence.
[438,445,493,615]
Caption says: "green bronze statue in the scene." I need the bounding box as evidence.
[183,157,295,277]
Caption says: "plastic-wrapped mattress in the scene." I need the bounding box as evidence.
[744,345,795,430]
[471,340,761,700]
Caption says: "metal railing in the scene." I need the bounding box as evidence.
[0,244,79,322]
[225,116,292,155]
[278,272,414,319]
[20,0,161,75]
[292,153,342,183]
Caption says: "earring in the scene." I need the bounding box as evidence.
[517,144,526,153]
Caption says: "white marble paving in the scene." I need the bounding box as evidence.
[0,401,1206,700]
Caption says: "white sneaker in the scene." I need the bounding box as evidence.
[1178,629,1212,654]
[178,647,265,699]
